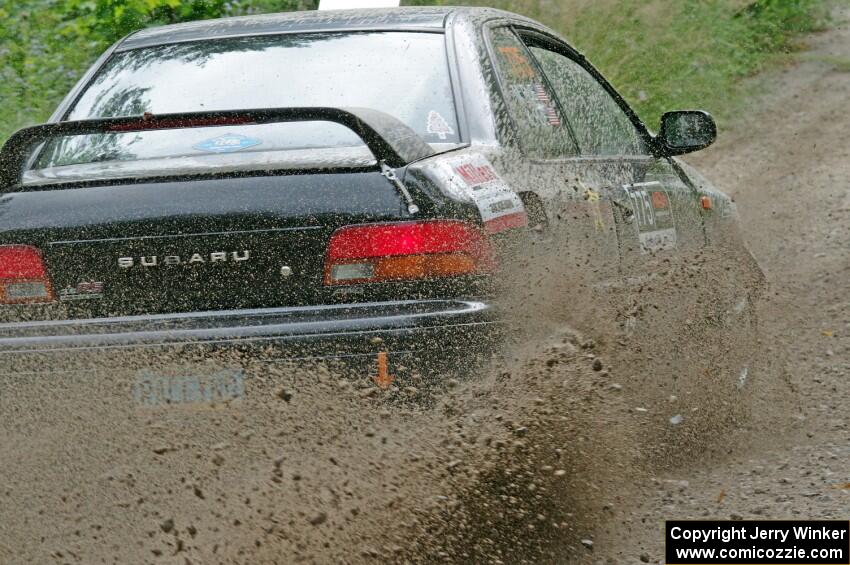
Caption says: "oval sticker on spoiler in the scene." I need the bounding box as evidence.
[194,133,262,154]
[431,155,527,233]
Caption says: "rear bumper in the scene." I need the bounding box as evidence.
[0,299,499,364]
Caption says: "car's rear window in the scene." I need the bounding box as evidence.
[35,32,459,170]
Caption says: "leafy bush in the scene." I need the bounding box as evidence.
[65,0,229,44]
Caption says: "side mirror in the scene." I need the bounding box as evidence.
[657,110,717,156]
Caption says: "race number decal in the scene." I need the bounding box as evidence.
[626,183,677,253]
[431,155,527,233]
[497,46,536,79]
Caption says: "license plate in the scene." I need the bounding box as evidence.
[132,368,244,407]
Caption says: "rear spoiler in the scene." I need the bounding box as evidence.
[0,107,435,189]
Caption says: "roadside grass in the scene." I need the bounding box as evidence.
[798,53,850,72]
[405,0,830,129]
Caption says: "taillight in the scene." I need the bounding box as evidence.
[324,221,495,285]
[0,246,54,304]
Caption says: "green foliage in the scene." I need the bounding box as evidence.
[0,0,97,139]
[64,0,229,45]
[0,0,825,142]
[581,0,826,128]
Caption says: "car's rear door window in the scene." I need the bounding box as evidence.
[487,27,579,159]
[526,43,648,156]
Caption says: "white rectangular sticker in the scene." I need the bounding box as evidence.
[626,186,678,253]
[432,155,527,233]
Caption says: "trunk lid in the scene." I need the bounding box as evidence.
[1,170,411,319]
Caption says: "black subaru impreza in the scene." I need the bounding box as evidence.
[0,7,753,385]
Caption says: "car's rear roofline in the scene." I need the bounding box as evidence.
[117,8,457,51]
[0,107,435,191]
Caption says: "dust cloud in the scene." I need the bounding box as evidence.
[0,219,790,565]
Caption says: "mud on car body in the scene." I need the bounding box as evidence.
[0,7,756,383]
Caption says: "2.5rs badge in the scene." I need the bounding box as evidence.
[59,281,104,301]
